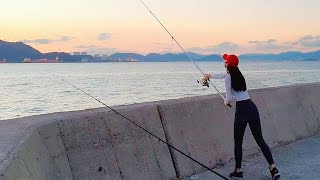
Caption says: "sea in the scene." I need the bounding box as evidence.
[1,61,320,120]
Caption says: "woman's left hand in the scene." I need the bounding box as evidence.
[203,74,212,80]
[224,100,229,107]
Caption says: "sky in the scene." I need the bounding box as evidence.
[1,0,320,55]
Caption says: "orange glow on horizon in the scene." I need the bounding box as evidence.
[1,0,320,55]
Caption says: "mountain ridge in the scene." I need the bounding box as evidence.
[0,40,319,62]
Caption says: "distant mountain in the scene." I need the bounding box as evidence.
[239,51,320,61]
[108,53,144,61]
[144,53,190,62]
[44,52,93,63]
[186,52,206,60]
[239,53,278,61]
[302,50,320,61]
[108,51,320,62]
[1,40,319,63]
[107,52,209,62]
[0,40,93,63]
[0,40,42,62]
[199,54,222,61]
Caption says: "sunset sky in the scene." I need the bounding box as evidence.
[1,0,320,55]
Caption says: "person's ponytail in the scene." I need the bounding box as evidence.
[227,66,247,92]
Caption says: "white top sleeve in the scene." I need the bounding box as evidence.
[224,74,233,103]
[211,72,228,79]
[211,72,250,103]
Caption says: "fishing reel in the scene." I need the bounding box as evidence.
[197,78,210,88]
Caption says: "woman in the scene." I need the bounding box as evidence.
[203,54,280,180]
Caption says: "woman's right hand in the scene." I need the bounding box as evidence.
[203,74,213,80]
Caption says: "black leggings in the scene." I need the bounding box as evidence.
[234,99,274,168]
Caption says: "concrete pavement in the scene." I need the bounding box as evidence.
[188,135,320,180]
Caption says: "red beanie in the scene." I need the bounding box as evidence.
[223,54,239,67]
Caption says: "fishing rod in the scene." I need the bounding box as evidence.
[46,71,229,180]
[139,0,231,108]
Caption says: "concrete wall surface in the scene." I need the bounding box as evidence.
[159,83,320,177]
[0,83,319,179]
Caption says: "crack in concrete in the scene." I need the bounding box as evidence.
[102,116,124,180]
[20,156,32,180]
[157,106,181,179]
[57,121,75,180]
[144,112,164,178]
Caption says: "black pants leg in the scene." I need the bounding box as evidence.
[234,100,274,169]
[248,104,274,166]
[234,114,247,169]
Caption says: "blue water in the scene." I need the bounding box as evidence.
[0,61,319,120]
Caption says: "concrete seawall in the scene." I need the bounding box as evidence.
[0,83,319,179]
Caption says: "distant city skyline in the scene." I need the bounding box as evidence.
[1,0,320,55]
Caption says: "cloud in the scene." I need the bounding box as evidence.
[213,42,239,51]
[267,39,277,43]
[185,35,320,54]
[158,47,178,54]
[75,45,116,55]
[58,35,74,42]
[21,35,75,44]
[161,47,175,51]
[21,39,54,44]
[295,35,320,47]
[249,39,276,44]
[299,35,314,41]
[151,42,178,54]
[188,42,239,54]
[247,35,320,53]
[248,41,261,44]
[74,45,88,49]
[153,42,169,46]
[249,39,292,50]
[285,41,298,45]
[97,33,112,41]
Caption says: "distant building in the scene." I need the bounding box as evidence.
[80,52,88,55]
[73,52,81,55]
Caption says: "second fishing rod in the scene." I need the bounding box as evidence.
[139,0,231,108]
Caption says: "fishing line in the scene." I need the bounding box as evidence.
[139,0,231,108]
[45,70,228,180]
